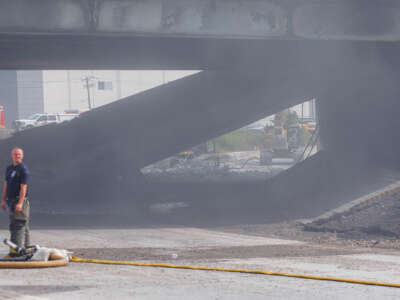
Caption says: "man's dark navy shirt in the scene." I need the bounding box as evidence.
[5,162,29,198]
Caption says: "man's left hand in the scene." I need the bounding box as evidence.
[15,203,23,212]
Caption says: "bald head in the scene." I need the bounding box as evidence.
[11,147,24,165]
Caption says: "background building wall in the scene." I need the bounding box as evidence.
[0,71,43,126]
[43,70,199,113]
[2,69,313,128]
[0,71,18,126]
[291,99,316,121]
[17,71,44,119]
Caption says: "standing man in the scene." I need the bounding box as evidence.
[1,147,30,256]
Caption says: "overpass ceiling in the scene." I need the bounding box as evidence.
[1,36,400,70]
[1,0,400,41]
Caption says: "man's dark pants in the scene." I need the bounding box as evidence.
[6,197,30,248]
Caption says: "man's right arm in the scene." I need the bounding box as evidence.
[1,181,7,211]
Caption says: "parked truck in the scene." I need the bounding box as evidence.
[12,111,79,131]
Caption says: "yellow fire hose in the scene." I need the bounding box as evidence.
[0,257,68,268]
[71,256,400,288]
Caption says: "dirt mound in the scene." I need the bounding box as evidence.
[304,181,400,239]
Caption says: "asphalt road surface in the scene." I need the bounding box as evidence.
[1,226,400,299]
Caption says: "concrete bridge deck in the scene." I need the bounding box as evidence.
[2,0,400,69]
[2,0,400,41]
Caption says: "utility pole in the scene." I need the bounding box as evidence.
[116,70,121,99]
[67,71,72,110]
[82,75,95,109]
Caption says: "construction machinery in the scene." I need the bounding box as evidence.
[260,110,304,165]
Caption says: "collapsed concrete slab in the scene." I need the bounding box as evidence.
[0,65,320,215]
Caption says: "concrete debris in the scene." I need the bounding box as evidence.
[142,151,291,183]
[149,202,189,215]
[304,178,400,240]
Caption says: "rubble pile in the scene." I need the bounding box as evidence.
[304,180,400,239]
[142,151,290,183]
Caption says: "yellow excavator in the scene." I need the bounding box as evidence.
[260,110,302,165]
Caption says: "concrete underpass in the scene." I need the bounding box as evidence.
[2,1,400,299]
[0,41,399,224]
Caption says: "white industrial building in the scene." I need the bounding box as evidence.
[3,70,315,131]
[42,70,199,113]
